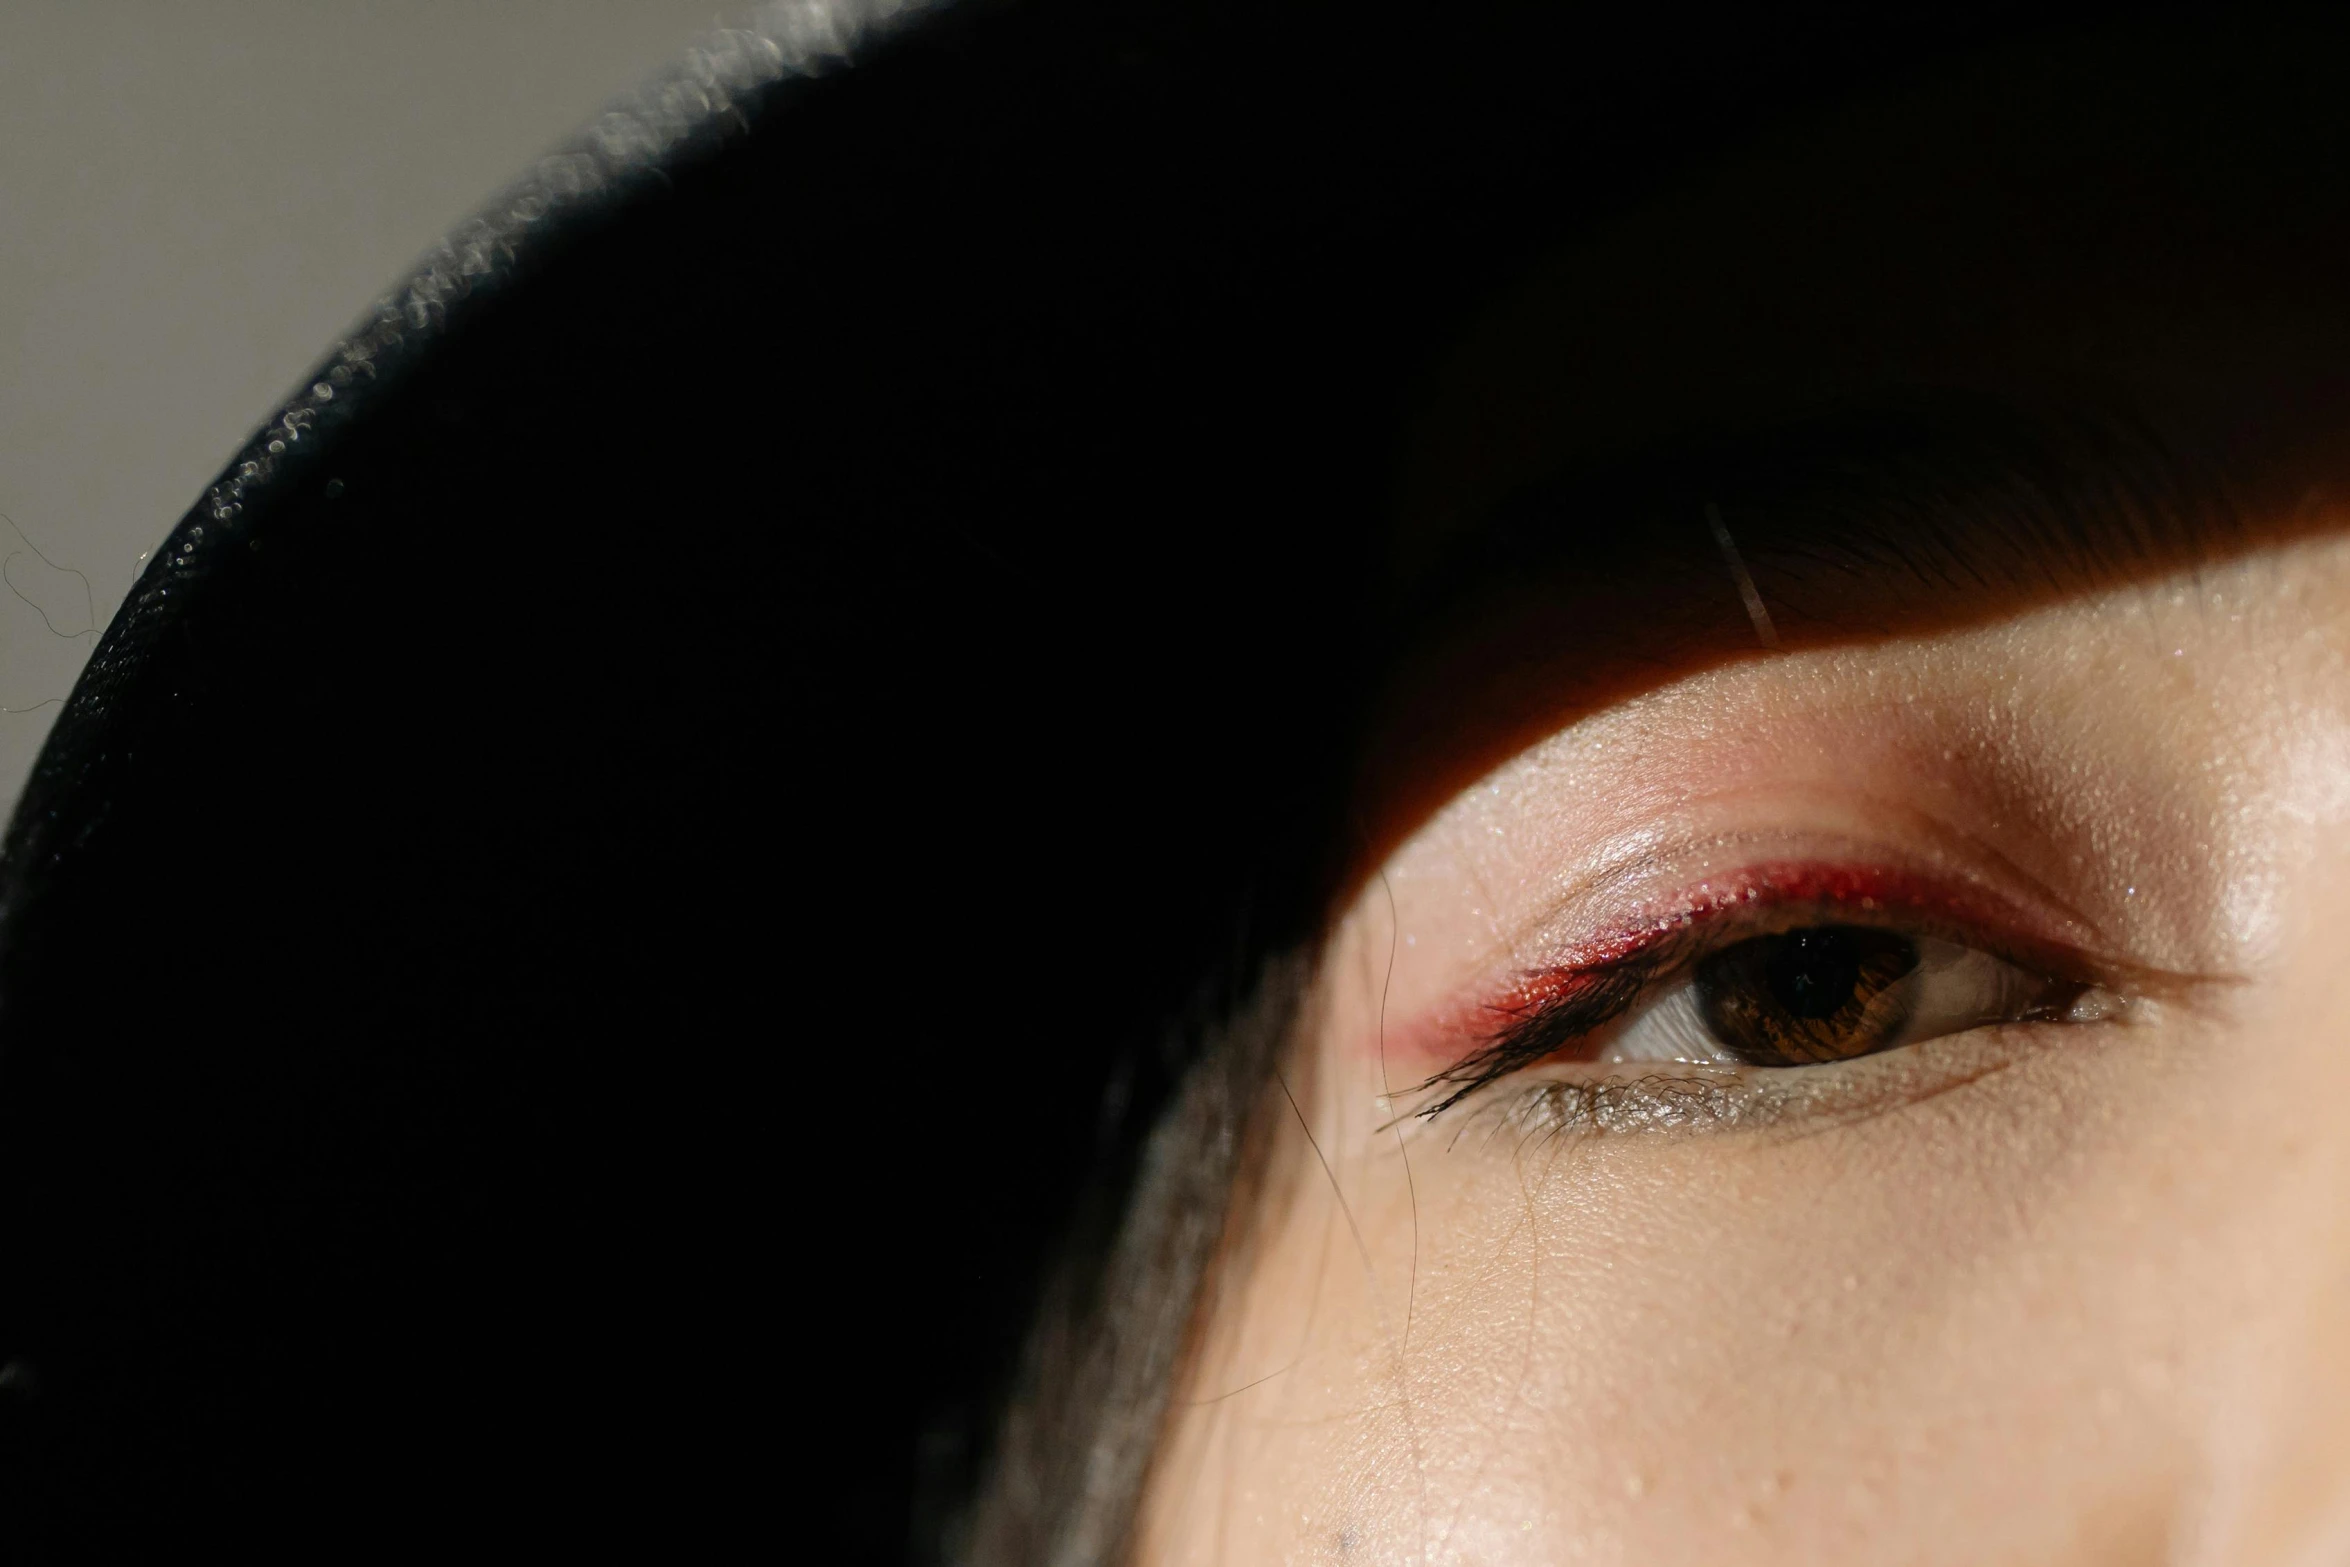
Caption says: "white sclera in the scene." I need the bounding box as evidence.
[1598,936,2067,1066]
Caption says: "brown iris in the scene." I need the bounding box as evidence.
[1693,926,1922,1066]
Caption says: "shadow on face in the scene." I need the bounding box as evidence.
[1142,14,2350,1565]
[1348,10,2350,876]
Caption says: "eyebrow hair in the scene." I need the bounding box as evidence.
[1406,390,2246,635]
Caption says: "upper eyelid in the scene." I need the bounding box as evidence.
[1420,789,2124,975]
[1502,879,2100,1016]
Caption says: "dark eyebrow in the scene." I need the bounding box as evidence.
[1404,390,2245,637]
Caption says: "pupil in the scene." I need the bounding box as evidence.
[1766,928,1865,1020]
[1691,924,1924,1068]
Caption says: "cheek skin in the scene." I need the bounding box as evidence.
[1136,543,2350,1567]
[1155,1021,2220,1564]
[2178,868,2350,1562]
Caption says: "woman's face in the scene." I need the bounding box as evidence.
[1139,20,2350,1565]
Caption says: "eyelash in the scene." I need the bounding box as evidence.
[1411,895,2086,1120]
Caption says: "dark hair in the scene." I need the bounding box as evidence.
[0,3,2114,1560]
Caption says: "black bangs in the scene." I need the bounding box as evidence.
[0,4,2101,1562]
[1427,392,2243,621]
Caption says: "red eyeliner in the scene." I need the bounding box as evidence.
[1383,860,2045,1071]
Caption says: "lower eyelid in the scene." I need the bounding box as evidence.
[1456,1016,2099,1141]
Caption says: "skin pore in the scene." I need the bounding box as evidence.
[1137,17,2350,1566]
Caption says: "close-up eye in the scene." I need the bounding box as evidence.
[1399,856,2147,1122]
[1610,924,2093,1069]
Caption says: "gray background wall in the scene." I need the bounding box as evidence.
[0,2,720,812]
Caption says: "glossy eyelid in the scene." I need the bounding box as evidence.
[1488,876,2102,1029]
[1589,859,2091,971]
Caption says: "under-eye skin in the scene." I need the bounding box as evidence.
[1411,875,2131,1126]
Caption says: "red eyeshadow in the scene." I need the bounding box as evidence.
[1377,860,2036,1071]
